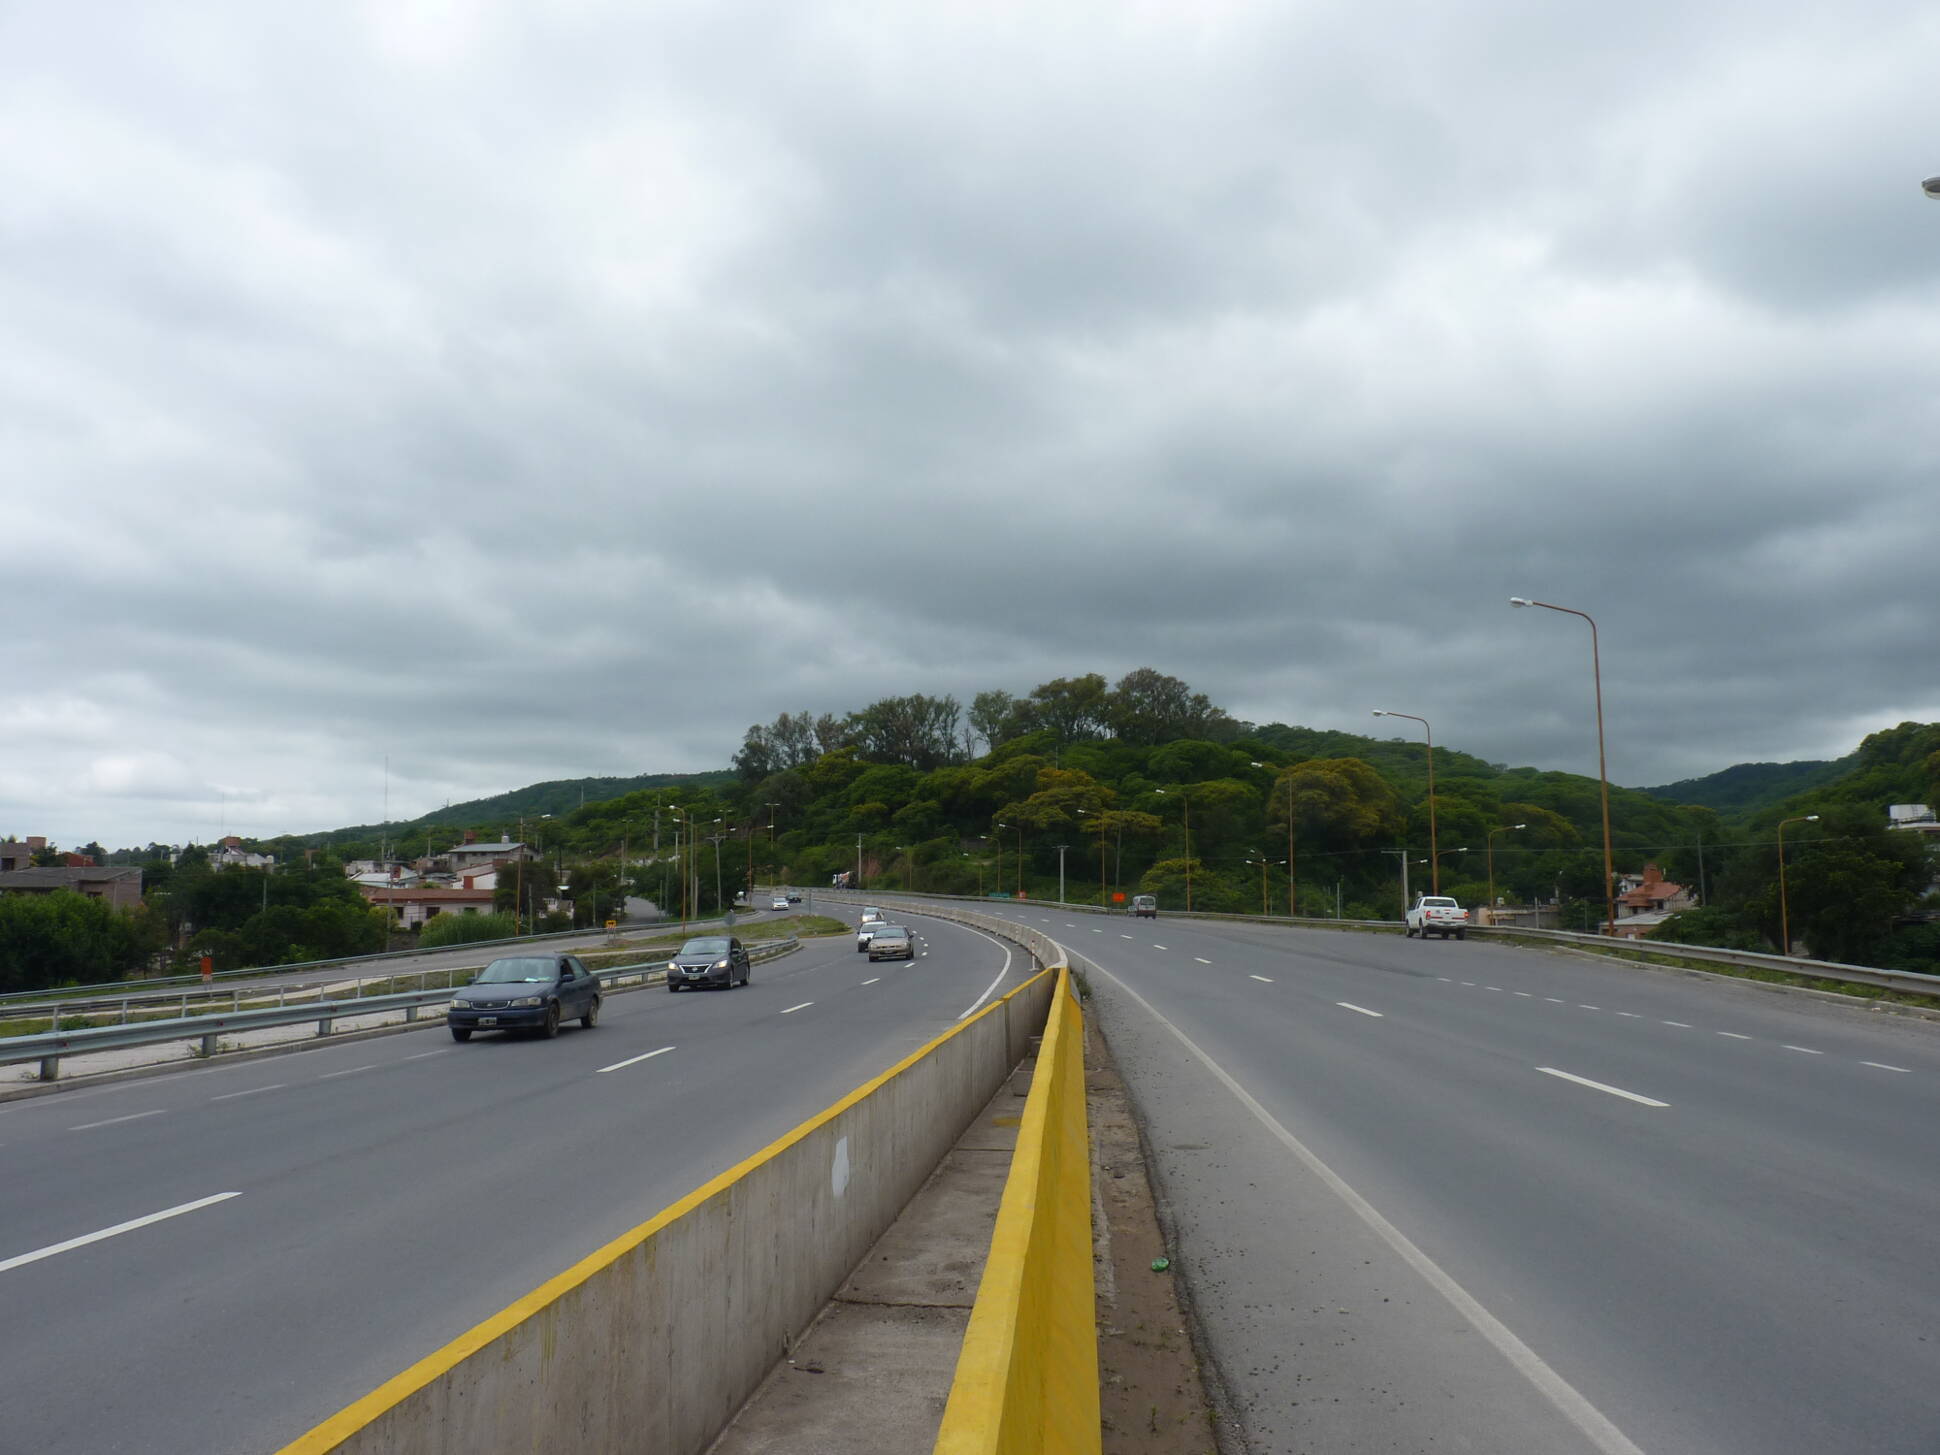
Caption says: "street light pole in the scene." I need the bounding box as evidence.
[1055,844,1068,904]
[1777,814,1819,957]
[1485,824,1527,921]
[1372,710,1439,892]
[1511,598,1617,936]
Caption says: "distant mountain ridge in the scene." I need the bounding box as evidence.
[1640,757,1853,816]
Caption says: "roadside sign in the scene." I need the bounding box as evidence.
[1112,892,1126,903]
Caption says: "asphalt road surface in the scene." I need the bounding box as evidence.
[960,898,1940,1455]
[0,908,1014,1455]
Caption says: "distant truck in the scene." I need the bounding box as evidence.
[1131,894,1158,919]
[1406,895,1470,940]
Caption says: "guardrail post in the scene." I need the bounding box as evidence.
[318,1010,333,1037]
[201,1031,218,1058]
[39,1054,59,1082]
[405,1004,418,1023]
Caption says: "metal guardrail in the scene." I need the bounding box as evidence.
[0,906,796,1011]
[836,887,1940,1002]
[1,938,802,1084]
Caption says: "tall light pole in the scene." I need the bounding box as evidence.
[767,802,780,887]
[1055,844,1069,904]
[1155,789,1193,911]
[1246,857,1286,915]
[1076,808,1109,908]
[1254,762,1298,917]
[994,822,1009,898]
[1777,814,1819,957]
[1486,824,1526,919]
[1511,597,1617,937]
[1371,710,1438,891]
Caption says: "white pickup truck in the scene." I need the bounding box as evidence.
[1406,895,1470,940]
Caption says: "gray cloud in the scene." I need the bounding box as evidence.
[4,0,1937,849]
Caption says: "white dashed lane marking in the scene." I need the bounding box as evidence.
[780,1002,814,1015]
[1863,1062,1912,1073]
[319,1064,379,1080]
[70,1110,165,1132]
[1249,975,1274,984]
[1717,1032,1752,1040]
[1782,1045,1824,1056]
[0,1192,242,1275]
[1537,1068,1669,1108]
[1152,944,1168,950]
[595,1046,674,1075]
[1338,1002,1384,1018]
[860,977,880,986]
[210,1084,285,1102]
[1662,1021,1692,1028]
[1194,957,1212,965]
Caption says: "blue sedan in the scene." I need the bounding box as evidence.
[448,955,601,1040]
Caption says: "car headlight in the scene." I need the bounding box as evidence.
[714,959,729,969]
[450,999,470,1011]
[509,995,543,1007]
[668,960,680,972]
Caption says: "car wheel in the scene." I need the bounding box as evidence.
[1455,930,1466,941]
[541,1003,561,1038]
[667,981,679,992]
[450,1027,472,1043]
[583,997,600,1028]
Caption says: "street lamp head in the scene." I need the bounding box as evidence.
[1370,709,1387,717]
[1925,176,1940,200]
[1509,597,1532,607]
[1806,814,1820,822]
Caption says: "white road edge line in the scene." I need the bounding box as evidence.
[70,1109,165,1131]
[1536,1067,1669,1108]
[0,1192,242,1275]
[1862,1061,1912,1073]
[780,1002,814,1015]
[1249,975,1274,983]
[1085,962,1648,1455]
[1337,1002,1383,1018]
[595,1046,675,1074]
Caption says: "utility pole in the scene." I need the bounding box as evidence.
[1055,844,1069,904]
[1382,848,1413,919]
[856,835,863,891]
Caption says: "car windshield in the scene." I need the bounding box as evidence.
[680,938,730,955]
[873,928,908,940]
[476,958,558,983]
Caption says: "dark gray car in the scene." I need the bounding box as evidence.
[448,955,601,1041]
[666,935,751,991]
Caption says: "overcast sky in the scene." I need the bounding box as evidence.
[5,1,1938,850]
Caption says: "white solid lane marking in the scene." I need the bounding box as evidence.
[861,977,881,986]
[71,1110,164,1132]
[595,1046,675,1074]
[319,1064,379,1080]
[1717,1032,1752,1040]
[1863,1061,1912,1073]
[781,1002,813,1015]
[1194,957,1212,965]
[954,924,1017,1020]
[1663,1021,1692,1028]
[1536,1067,1669,1108]
[0,1192,242,1275]
[1089,967,1648,1455]
[1249,975,1274,984]
[1338,1002,1384,1018]
[211,1084,285,1102]
[1782,1045,1823,1055]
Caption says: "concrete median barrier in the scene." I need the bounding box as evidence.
[934,965,1099,1455]
[280,967,1056,1455]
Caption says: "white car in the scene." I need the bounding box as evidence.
[861,906,885,923]
[771,896,790,911]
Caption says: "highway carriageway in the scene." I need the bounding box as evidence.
[946,894,1940,1455]
[0,910,1014,1455]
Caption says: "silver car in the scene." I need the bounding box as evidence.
[867,926,914,961]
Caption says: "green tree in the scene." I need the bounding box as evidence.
[0,891,149,992]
